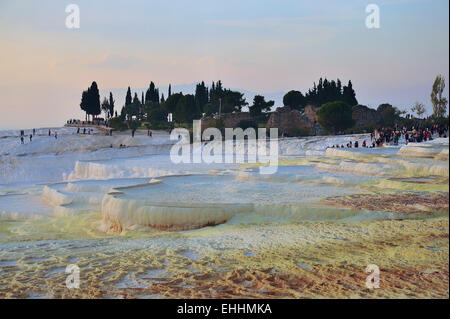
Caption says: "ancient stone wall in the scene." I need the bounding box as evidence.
[266,106,316,135]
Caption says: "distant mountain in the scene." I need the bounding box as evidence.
[100,83,285,113]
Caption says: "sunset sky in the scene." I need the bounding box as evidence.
[0,0,448,129]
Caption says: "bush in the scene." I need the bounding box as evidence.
[147,107,168,127]
[174,122,193,129]
[127,119,141,130]
[317,101,355,134]
[108,117,128,131]
[146,121,174,131]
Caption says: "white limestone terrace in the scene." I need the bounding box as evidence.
[0,126,448,231]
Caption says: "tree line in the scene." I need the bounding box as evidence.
[282,78,358,111]
[117,81,251,127]
[316,75,448,134]
[78,75,447,132]
[79,78,358,125]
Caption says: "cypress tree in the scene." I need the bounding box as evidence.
[133,93,140,105]
[88,81,101,120]
[145,84,151,104]
[195,81,208,113]
[150,82,155,102]
[155,88,160,103]
[304,78,358,107]
[125,87,132,106]
[109,92,115,118]
[342,80,358,106]
[80,89,89,121]
[101,97,110,118]
[337,79,342,95]
[145,82,160,104]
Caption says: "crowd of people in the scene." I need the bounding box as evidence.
[20,123,155,145]
[76,127,95,135]
[68,118,154,138]
[329,124,448,149]
[19,128,59,144]
[66,118,108,127]
[21,121,448,147]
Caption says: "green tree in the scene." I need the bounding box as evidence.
[195,81,208,113]
[123,92,140,120]
[431,75,448,119]
[84,81,101,120]
[108,117,127,131]
[147,107,168,126]
[304,78,355,107]
[164,92,183,114]
[108,92,115,118]
[125,87,132,106]
[127,119,141,130]
[381,105,402,127]
[131,93,142,119]
[283,90,305,110]
[221,90,247,113]
[101,97,110,119]
[208,80,224,114]
[316,101,355,134]
[207,81,247,114]
[249,95,274,116]
[411,102,426,119]
[342,80,358,106]
[133,92,140,105]
[80,89,89,121]
[174,94,200,123]
[145,82,160,104]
